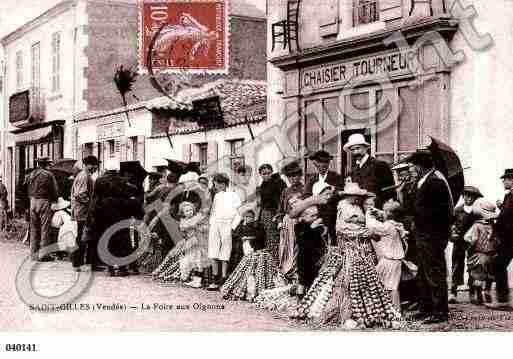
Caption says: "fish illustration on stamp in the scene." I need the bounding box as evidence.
[139,0,229,74]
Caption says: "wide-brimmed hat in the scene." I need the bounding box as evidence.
[472,198,498,221]
[83,155,99,166]
[500,169,513,179]
[148,171,163,180]
[51,197,70,211]
[104,158,120,172]
[340,182,373,197]
[463,186,483,198]
[178,171,200,183]
[308,150,333,163]
[36,157,53,164]
[403,149,434,167]
[343,134,370,152]
[392,162,410,171]
[281,160,303,177]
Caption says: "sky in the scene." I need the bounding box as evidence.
[0,0,266,49]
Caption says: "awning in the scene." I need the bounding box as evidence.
[11,120,65,146]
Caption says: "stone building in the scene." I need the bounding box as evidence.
[73,0,267,173]
[266,0,513,200]
[0,0,267,209]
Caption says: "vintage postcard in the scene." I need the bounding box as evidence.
[1,0,513,353]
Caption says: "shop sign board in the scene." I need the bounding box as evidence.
[301,48,420,91]
[97,121,125,140]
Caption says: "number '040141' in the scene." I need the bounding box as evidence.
[5,344,37,352]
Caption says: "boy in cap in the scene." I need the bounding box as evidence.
[449,186,483,303]
[207,173,242,290]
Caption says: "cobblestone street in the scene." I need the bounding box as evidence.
[1,239,513,332]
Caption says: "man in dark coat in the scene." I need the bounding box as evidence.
[304,150,344,244]
[88,159,140,276]
[70,155,99,271]
[25,157,59,261]
[408,150,453,324]
[486,169,513,310]
[344,134,395,208]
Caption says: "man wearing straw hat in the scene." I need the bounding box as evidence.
[344,133,395,208]
[25,157,59,261]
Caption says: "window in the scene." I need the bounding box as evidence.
[16,51,23,90]
[31,42,40,88]
[51,32,61,92]
[198,143,208,172]
[108,140,116,158]
[130,136,138,160]
[375,86,421,164]
[303,97,340,174]
[228,139,245,171]
[83,143,94,159]
[353,0,379,26]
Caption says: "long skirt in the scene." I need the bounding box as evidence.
[152,236,207,282]
[279,216,298,282]
[294,230,399,328]
[221,250,277,302]
[261,209,280,266]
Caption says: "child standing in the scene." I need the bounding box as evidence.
[207,173,242,290]
[465,198,499,305]
[366,200,407,311]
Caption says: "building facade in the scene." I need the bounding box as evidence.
[73,1,267,174]
[267,0,513,200]
[0,0,165,209]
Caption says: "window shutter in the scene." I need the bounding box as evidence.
[319,0,339,37]
[206,141,218,173]
[182,143,192,162]
[120,137,128,162]
[81,144,86,161]
[137,136,145,165]
[126,137,133,161]
[191,143,200,162]
[380,0,403,21]
[114,140,121,164]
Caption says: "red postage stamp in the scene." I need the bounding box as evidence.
[139,0,229,73]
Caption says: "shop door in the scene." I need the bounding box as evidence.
[340,129,371,179]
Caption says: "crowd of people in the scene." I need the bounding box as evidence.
[8,132,513,328]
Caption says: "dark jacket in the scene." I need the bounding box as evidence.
[304,171,345,195]
[496,191,513,245]
[305,171,344,243]
[295,222,326,288]
[25,168,59,201]
[349,157,395,208]
[259,173,287,211]
[453,205,475,239]
[414,171,453,241]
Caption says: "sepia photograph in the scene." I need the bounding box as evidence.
[0,0,512,353]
